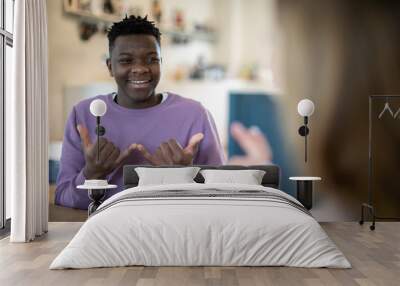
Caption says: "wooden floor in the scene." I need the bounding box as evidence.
[0,222,399,286]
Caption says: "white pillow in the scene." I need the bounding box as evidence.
[200,169,266,185]
[135,167,201,186]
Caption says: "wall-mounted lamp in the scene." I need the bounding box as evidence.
[297,99,315,162]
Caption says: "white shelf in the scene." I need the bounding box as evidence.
[62,0,216,43]
[63,0,120,24]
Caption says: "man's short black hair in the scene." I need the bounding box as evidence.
[107,15,161,53]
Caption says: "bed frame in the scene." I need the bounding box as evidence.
[123,165,280,189]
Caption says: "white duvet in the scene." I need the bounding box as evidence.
[50,183,351,269]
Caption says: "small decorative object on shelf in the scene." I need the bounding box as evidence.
[173,9,185,31]
[64,0,120,23]
[79,22,98,41]
[63,0,216,43]
[103,0,115,15]
[77,99,116,216]
[151,0,162,24]
[297,99,315,162]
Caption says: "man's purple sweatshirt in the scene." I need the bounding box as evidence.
[55,93,225,209]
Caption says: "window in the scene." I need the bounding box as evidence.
[1,0,14,232]
[5,0,13,33]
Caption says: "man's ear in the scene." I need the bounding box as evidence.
[106,58,113,77]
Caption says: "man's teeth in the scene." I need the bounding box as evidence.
[129,80,150,84]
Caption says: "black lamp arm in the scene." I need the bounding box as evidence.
[297,116,310,162]
[95,116,106,162]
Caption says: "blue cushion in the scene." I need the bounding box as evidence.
[49,160,60,184]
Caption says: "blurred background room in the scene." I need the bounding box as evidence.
[46,0,400,222]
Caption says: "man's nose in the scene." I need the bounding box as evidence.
[130,62,149,73]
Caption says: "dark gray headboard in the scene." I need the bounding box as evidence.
[123,165,280,189]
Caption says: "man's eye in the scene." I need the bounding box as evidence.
[148,57,160,64]
[118,59,131,64]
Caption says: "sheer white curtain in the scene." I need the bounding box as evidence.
[7,0,49,242]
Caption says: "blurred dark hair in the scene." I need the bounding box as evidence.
[279,0,400,217]
[323,1,400,216]
[107,15,161,53]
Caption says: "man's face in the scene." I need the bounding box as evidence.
[107,34,161,102]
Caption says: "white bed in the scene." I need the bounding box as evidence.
[50,183,351,269]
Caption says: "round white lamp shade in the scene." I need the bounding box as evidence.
[90,99,107,117]
[297,99,315,117]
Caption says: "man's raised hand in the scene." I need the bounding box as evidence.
[136,133,204,166]
[77,124,137,179]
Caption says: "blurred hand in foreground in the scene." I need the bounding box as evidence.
[228,122,273,165]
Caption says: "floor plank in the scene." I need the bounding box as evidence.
[0,222,399,286]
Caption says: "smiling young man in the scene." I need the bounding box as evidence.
[55,16,225,210]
